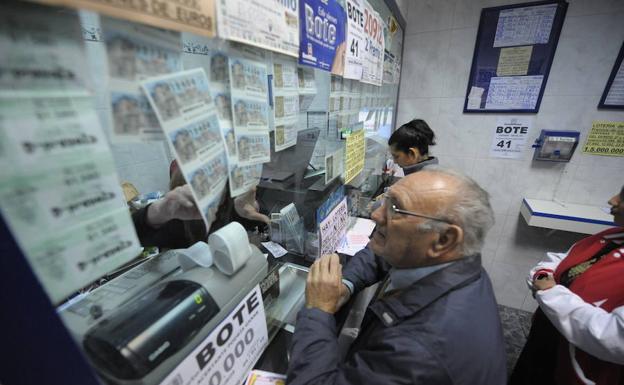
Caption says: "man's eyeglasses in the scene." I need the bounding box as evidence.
[381,193,454,224]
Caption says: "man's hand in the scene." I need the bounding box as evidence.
[147,185,201,227]
[234,187,270,225]
[306,254,343,314]
[533,274,556,291]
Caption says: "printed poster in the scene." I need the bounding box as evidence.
[229,55,271,166]
[343,0,365,79]
[0,92,141,304]
[298,0,346,73]
[33,0,217,37]
[489,117,532,159]
[485,75,543,110]
[319,197,349,257]
[141,68,229,229]
[582,121,624,157]
[360,1,384,86]
[158,286,268,385]
[103,17,182,142]
[344,129,365,184]
[217,0,299,57]
[273,57,299,152]
[494,4,557,48]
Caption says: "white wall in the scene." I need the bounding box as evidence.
[397,0,624,310]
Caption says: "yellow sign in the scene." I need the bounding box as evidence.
[31,0,216,37]
[497,46,533,76]
[344,130,365,184]
[582,121,624,156]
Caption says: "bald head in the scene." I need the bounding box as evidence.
[391,170,462,217]
[369,166,494,268]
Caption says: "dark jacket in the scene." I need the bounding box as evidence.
[287,247,507,385]
[401,156,438,175]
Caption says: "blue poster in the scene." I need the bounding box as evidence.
[298,0,346,72]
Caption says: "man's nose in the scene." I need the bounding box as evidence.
[371,203,386,225]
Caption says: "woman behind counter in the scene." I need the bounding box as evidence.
[387,118,438,175]
[132,161,269,249]
[510,186,624,385]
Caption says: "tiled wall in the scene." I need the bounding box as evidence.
[397,0,624,310]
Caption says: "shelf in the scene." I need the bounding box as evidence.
[521,198,615,235]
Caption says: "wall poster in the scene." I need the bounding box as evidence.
[464,1,567,113]
[298,0,346,73]
[217,0,299,57]
[582,121,624,157]
[360,0,384,86]
[598,42,624,110]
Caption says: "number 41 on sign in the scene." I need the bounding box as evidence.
[489,118,532,159]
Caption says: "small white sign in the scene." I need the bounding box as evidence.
[159,285,268,385]
[489,117,532,159]
[261,241,288,258]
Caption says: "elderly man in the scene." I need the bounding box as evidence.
[287,167,507,385]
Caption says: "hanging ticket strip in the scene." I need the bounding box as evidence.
[228,48,272,167]
[272,55,300,152]
[141,68,229,230]
[0,2,140,304]
[181,35,263,198]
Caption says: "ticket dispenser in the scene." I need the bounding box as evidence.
[59,222,268,385]
[532,130,580,162]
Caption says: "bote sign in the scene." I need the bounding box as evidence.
[159,286,268,385]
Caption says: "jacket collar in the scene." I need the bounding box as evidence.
[401,156,438,175]
[370,255,483,326]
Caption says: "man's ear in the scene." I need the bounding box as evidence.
[431,225,463,257]
[407,147,419,160]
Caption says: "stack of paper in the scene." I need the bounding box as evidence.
[336,218,376,256]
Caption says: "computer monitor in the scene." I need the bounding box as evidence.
[262,127,320,188]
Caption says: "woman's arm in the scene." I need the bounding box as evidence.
[537,285,624,364]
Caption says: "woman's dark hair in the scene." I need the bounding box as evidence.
[388,119,436,155]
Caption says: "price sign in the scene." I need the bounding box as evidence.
[344,0,365,79]
[360,1,384,86]
[582,121,624,157]
[489,117,532,159]
[158,286,268,385]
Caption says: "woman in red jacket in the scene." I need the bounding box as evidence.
[510,186,624,385]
